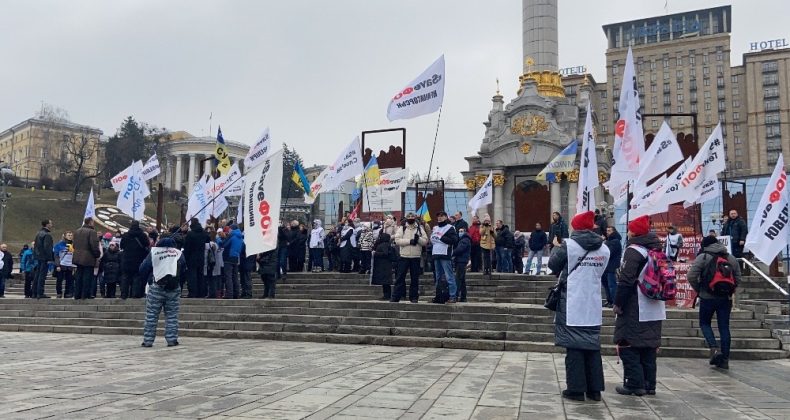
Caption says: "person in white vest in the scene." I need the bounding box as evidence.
[549,211,610,402]
[664,226,683,262]
[138,236,185,347]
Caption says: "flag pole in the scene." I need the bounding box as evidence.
[422,105,443,214]
[184,172,245,229]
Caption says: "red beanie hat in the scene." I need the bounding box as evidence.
[571,211,595,231]
[628,215,651,236]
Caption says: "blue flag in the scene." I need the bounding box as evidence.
[536,141,578,182]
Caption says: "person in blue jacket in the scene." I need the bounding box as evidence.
[452,228,471,302]
[218,223,244,299]
[20,243,37,298]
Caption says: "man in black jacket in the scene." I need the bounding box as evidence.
[549,212,569,248]
[721,209,748,258]
[526,222,548,275]
[183,218,210,298]
[494,220,514,273]
[120,220,151,299]
[431,212,459,304]
[453,211,469,233]
[32,219,54,299]
[602,226,622,307]
[0,243,12,297]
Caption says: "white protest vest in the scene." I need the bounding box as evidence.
[151,247,182,281]
[665,233,682,259]
[565,238,610,327]
[431,224,453,256]
[629,245,667,322]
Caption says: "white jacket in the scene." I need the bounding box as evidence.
[393,223,428,258]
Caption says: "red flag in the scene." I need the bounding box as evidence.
[349,201,362,221]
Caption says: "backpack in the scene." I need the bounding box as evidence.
[434,276,450,304]
[702,253,737,296]
[630,245,677,301]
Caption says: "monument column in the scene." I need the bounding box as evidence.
[550,182,561,216]
[522,0,558,73]
[567,169,579,218]
[165,158,173,190]
[174,155,183,194]
[203,157,212,177]
[187,153,196,195]
[493,172,505,220]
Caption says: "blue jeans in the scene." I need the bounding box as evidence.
[309,248,324,270]
[603,272,617,304]
[525,249,544,274]
[699,298,732,359]
[277,247,288,278]
[496,247,512,273]
[433,258,457,298]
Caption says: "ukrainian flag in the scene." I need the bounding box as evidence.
[417,201,431,223]
[214,126,232,175]
[536,140,578,182]
[291,162,312,198]
[363,156,381,187]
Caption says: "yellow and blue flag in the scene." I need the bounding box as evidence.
[417,201,431,223]
[291,162,312,197]
[214,126,232,175]
[363,156,381,187]
[536,140,578,183]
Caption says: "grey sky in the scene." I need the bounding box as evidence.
[1,0,784,180]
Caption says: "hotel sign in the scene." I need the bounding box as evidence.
[559,66,587,76]
[749,38,789,51]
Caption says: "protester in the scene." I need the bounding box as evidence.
[184,218,210,298]
[257,248,278,298]
[358,223,375,275]
[0,244,11,297]
[664,226,683,262]
[325,230,338,271]
[721,210,748,258]
[431,211,459,304]
[309,219,326,272]
[286,220,302,272]
[205,228,223,298]
[391,212,428,303]
[139,236,185,347]
[98,232,113,297]
[513,231,526,274]
[593,209,608,236]
[613,215,663,396]
[33,220,54,299]
[453,211,469,233]
[526,222,548,275]
[239,242,256,299]
[371,232,395,301]
[494,220,514,273]
[72,218,101,300]
[297,223,308,271]
[339,220,356,273]
[121,220,151,299]
[453,227,471,302]
[54,231,75,298]
[21,242,37,298]
[382,215,398,238]
[479,215,496,275]
[548,211,569,248]
[220,223,244,299]
[687,235,741,370]
[277,221,289,279]
[468,215,482,272]
[352,222,363,272]
[100,242,122,298]
[602,226,622,308]
[550,210,610,402]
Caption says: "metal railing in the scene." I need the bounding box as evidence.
[739,258,789,297]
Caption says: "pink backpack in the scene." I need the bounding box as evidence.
[629,245,677,301]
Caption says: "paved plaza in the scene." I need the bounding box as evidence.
[0,333,789,419]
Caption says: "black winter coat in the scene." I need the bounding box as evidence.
[495,226,515,248]
[514,236,526,258]
[257,249,278,277]
[120,227,150,271]
[452,234,471,265]
[371,241,394,286]
[33,228,54,262]
[528,229,548,251]
[551,230,607,351]
[722,217,747,243]
[604,231,623,273]
[184,225,210,264]
[100,249,122,283]
[548,218,569,244]
[613,232,663,348]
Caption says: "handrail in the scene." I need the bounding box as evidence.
[739,258,789,297]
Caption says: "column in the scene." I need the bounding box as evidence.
[493,173,505,222]
[174,155,183,194]
[203,156,212,177]
[568,182,578,219]
[550,182,561,217]
[165,158,173,189]
[187,153,196,195]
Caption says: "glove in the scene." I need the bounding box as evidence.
[413,233,420,241]
[409,239,417,246]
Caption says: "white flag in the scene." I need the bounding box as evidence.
[208,162,243,199]
[387,55,445,121]
[110,160,142,192]
[683,176,720,208]
[210,195,229,218]
[235,180,245,224]
[244,127,272,170]
[244,149,284,255]
[313,137,364,196]
[576,103,599,215]
[468,171,493,213]
[608,47,644,192]
[84,188,95,220]
[116,161,148,220]
[634,121,684,190]
[363,168,409,212]
[646,157,692,210]
[745,154,788,264]
[141,154,161,181]
[618,174,668,224]
[186,175,211,225]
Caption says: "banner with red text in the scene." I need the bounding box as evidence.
[650,204,703,308]
[243,149,283,255]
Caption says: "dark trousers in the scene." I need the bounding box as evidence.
[0,273,5,296]
[482,248,492,273]
[186,261,204,298]
[74,265,93,300]
[224,262,240,299]
[288,255,301,273]
[565,348,605,393]
[105,282,118,298]
[277,247,288,279]
[120,270,137,299]
[56,268,74,297]
[261,274,276,298]
[134,268,147,298]
[601,272,615,304]
[24,271,34,297]
[470,244,482,272]
[360,251,372,273]
[455,261,467,300]
[392,258,421,302]
[619,347,657,391]
[513,251,523,274]
[240,269,252,298]
[699,298,732,359]
[33,261,48,298]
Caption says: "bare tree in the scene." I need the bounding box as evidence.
[59,131,102,202]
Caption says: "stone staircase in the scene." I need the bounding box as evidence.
[1,273,787,360]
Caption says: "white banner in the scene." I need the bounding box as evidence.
[151,247,182,281]
[244,149,283,255]
[609,47,644,192]
[618,175,668,224]
[244,127,272,170]
[576,103,599,215]
[745,153,788,264]
[110,160,142,192]
[116,161,149,220]
[186,175,211,225]
[634,121,684,190]
[363,168,409,212]
[387,54,445,122]
[84,188,95,220]
[716,235,733,255]
[207,162,243,199]
[468,171,493,213]
[211,195,229,218]
[312,137,364,197]
[141,153,161,181]
[683,176,719,208]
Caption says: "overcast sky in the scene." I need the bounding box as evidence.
[1,0,784,180]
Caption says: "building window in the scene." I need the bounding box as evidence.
[602,125,608,133]
[766,112,781,124]
[734,149,743,157]
[678,117,685,125]
[613,101,619,110]
[767,124,781,136]
[613,77,619,87]
[676,56,683,66]
[733,99,740,108]
[676,69,683,80]
[719,113,726,123]
[651,84,657,93]
[705,102,711,111]
[664,93,671,103]
[651,96,657,104]
[690,54,696,65]
[732,87,739,96]
[716,65,724,74]
[733,112,740,120]
[735,137,741,144]
[663,72,670,80]
[652,120,658,128]
[704,78,711,86]
[663,57,669,68]
[764,86,779,98]
[664,105,671,114]
[735,161,743,169]
[703,66,710,75]
[565,85,577,96]
[612,63,619,75]
[613,89,620,98]
[768,151,781,166]
[690,91,697,102]
[690,79,697,90]
[763,74,779,85]
[762,61,778,72]
[676,93,684,101]
[676,81,684,91]
[706,127,712,134]
[691,103,698,113]
[717,77,725,87]
[600,91,607,99]
[650,61,657,70]
[652,107,658,114]
[718,88,726,98]
[677,105,684,112]
[703,53,709,64]
[704,91,711,99]
[650,73,657,82]
[765,99,779,111]
[718,100,726,111]
[717,51,724,62]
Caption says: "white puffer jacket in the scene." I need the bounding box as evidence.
[393,223,428,258]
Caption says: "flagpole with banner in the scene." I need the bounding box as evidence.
[84,187,95,220]
[745,153,789,265]
[576,103,599,215]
